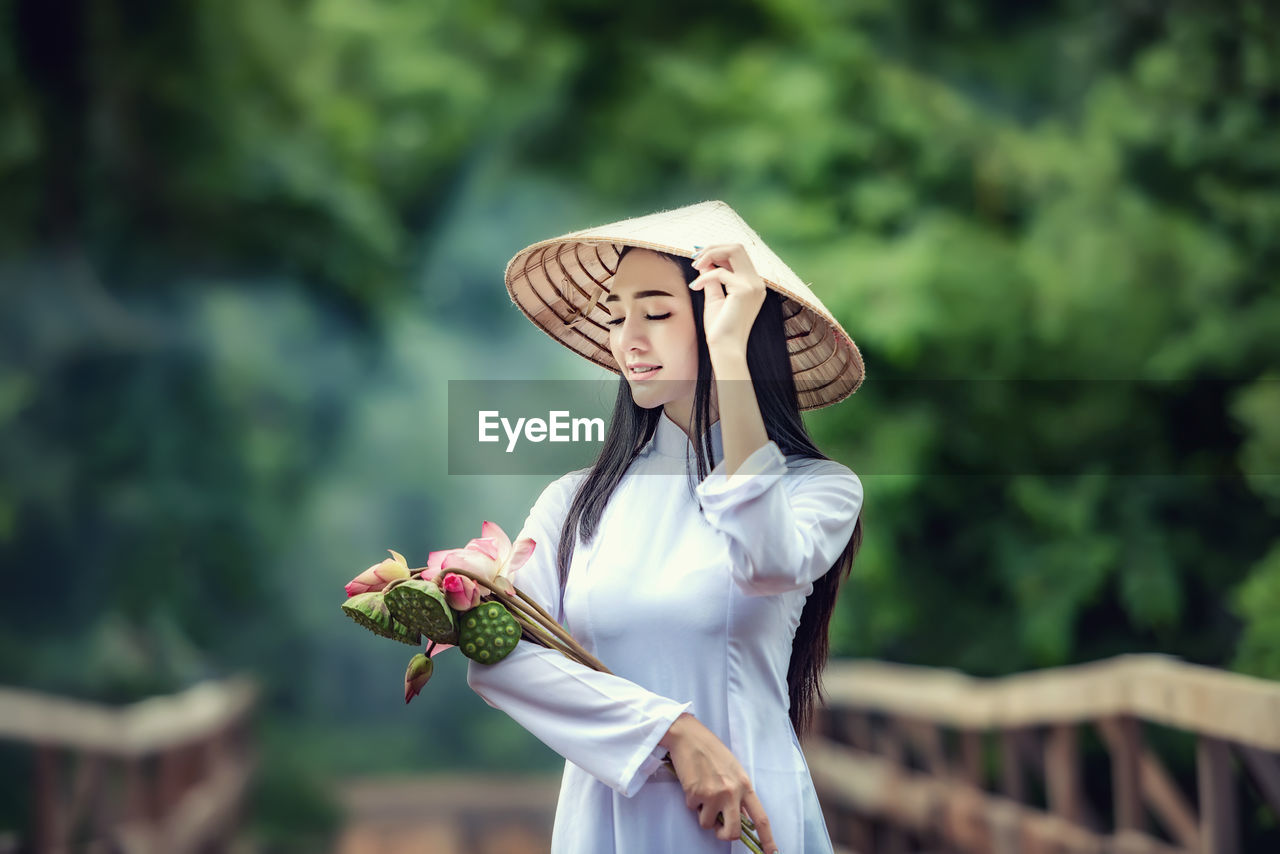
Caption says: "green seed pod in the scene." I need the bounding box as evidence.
[341,592,421,646]
[457,601,521,665]
[384,579,458,645]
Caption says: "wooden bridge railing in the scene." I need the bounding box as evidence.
[0,676,258,854]
[805,654,1280,854]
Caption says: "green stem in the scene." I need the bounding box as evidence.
[660,756,764,853]
[504,590,609,672]
[426,567,610,673]
[509,608,572,658]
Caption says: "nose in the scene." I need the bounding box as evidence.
[616,312,648,354]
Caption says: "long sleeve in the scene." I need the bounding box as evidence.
[694,441,863,596]
[465,471,693,798]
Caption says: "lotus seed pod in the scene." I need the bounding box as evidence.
[341,592,421,646]
[457,601,521,665]
[384,579,458,645]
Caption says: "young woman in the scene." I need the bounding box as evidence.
[467,201,865,854]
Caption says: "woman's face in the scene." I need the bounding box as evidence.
[605,248,703,423]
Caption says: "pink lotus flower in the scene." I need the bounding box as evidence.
[345,550,412,597]
[439,572,482,611]
[421,521,535,599]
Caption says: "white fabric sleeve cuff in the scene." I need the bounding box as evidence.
[695,440,788,500]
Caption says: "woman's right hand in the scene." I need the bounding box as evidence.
[659,712,779,853]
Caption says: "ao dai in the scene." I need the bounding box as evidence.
[466,409,864,853]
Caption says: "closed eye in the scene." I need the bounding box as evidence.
[606,312,672,326]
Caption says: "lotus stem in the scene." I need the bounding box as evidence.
[501,590,608,672]
[660,756,762,853]
[509,609,576,661]
[429,567,610,674]
[510,586,570,643]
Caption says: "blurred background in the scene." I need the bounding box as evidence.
[1,0,1277,851]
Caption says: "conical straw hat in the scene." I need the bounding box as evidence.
[504,199,864,410]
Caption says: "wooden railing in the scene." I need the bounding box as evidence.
[0,676,258,854]
[805,654,1280,854]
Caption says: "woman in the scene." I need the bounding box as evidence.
[467,200,866,854]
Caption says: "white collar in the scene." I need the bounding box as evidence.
[647,409,724,461]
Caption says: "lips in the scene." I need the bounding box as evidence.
[627,364,662,381]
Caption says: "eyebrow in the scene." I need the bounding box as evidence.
[603,289,675,303]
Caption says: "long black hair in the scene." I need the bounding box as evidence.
[553,245,863,736]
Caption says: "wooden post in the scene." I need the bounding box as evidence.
[32,747,61,854]
[840,806,873,854]
[1106,716,1144,833]
[848,711,872,752]
[1045,723,1083,824]
[65,753,105,846]
[1001,729,1025,803]
[123,756,148,823]
[960,729,985,788]
[1197,736,1238,854]
[897,717,947,775]
[877,717,905,767]
[877,718,909,854]
[1235,744,1280,816]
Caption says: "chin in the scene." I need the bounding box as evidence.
[629,379,694,409]
[629,390,667,409]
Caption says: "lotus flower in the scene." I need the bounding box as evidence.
[439,572,482,611]
[404,653,434,704]
[421,521,534,598]
[345,549,412,597]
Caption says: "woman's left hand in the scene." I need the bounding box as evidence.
[689,243,767,357]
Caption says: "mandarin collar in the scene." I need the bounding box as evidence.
[647,409,724,461]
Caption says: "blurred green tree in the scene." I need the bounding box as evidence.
[1,1,1278,847]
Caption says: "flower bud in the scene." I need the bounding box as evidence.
[344,550,412,597]
[404,653,434,704]
[440,572,482,611]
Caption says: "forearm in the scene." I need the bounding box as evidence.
[468,643,691,797]
[659,711,697,750]
[710,349,770,479]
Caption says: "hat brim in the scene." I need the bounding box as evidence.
[503,202,865,411]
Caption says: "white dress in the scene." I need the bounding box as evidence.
[466,409,864,853]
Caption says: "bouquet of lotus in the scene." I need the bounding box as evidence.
[340,521,768,854]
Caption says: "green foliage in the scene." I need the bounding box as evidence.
[1232,542,1280,680]
[502,0,1280,674]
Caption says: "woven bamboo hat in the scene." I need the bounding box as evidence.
[504,199,864,410]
